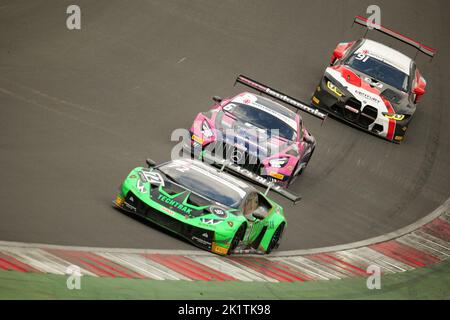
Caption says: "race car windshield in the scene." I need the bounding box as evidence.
[225,103,296,141]
[345,54,409,92]
[158,163,245,208]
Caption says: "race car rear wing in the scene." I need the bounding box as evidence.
[216,158,302,204]
[234,74,327,121]
[183,145,301,204]
[353,15,437,58]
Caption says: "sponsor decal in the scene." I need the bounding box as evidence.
[124,202,136,212]
[354,89,381,104]
[312,96,320,104]
[192,134,204,144]
[157,194,193,215]
[192,236,211,247]
[114,195,124,206]
[230,148,244,163]
[136,179,146,193]
[212,243,228,255]
[200,218,223,225]
[265,88,326,118]
[223,103,236,111]
[224,161,284,192]
[210,206,227,218]
[237,76,326,119]
[345,105,360,113]
[364,77,383,89]
[160,206,175,215]
[269,172,284,180]
[139,170,165,186]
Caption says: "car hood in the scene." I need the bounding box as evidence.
[326,65,413,115]
[139,169,240,220]
[210,110,296,158]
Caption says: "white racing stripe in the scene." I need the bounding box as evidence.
[190,256,270,282]
[98,252,189,280]
[335,250,395,274]
[397,234,449,260]
[0,247,96,276]
[270,257,330,280]
[412,230,450,252]
[284,256,345,280]
[348,247,413,272]
[220,259,280,282]
[0,199,447,282]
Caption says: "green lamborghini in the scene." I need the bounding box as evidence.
[113,158,288,255]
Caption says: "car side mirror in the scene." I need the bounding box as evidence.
[212,96,222,103]
[252,212,265,220]
[413,86,425,96]
[330,49,343,65]
[146,158,156,168]
[413,86,425,103]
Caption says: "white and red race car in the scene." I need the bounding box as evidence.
[311,16,436,143]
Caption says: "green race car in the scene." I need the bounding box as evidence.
[113,158,287,255]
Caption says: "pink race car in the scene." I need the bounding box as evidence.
[183,75,326,200]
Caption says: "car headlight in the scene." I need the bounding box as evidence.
[382,113,406,121]
[326,80,344,97]
[269,157,289,168]
[201,120,214,138]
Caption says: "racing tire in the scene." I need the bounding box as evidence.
[286,162,299,187]
[266,222,285,254]
[303,146,315,170]
[287,147,315,187]
[227,224,246,255]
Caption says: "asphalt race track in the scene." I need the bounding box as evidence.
[0,0,449,251]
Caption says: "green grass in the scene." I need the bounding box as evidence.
[1,260,449,299]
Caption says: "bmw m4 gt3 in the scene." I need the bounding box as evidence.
[311,16,436,143]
